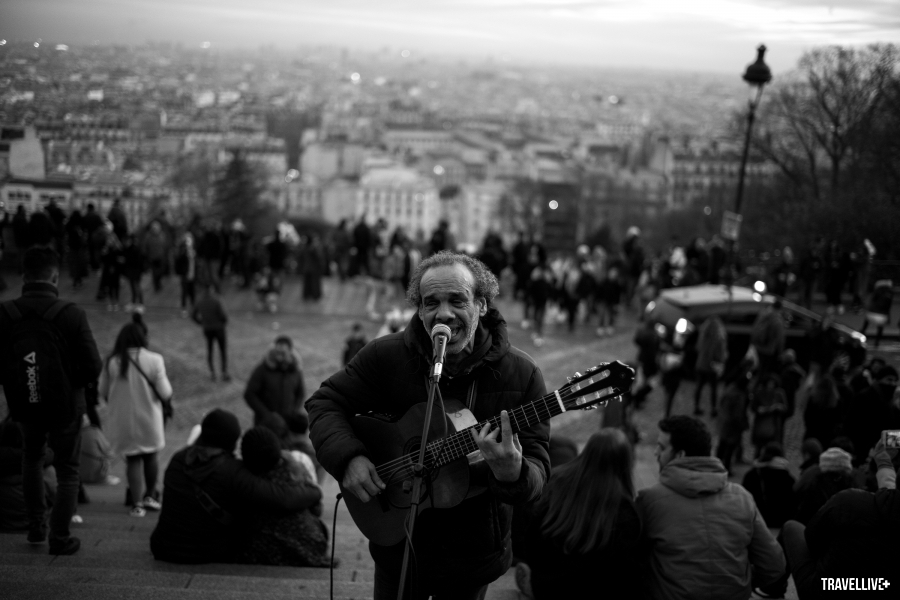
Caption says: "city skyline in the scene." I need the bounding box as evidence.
[3,0,899,74]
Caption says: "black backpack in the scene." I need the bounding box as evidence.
[1,299,76,424]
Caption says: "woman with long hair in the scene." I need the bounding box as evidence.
[518,428,642,599]
[99,314,172,517]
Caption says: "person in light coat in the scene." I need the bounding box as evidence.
[99,313,172,517]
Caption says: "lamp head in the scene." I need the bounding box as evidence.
[743,45,772,88]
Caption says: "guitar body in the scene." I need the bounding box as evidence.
[340,401,479,546]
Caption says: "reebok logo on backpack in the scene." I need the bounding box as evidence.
[1,300,75,424]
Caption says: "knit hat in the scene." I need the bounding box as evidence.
[241,426,283,475]
[819,447,853,474]
[196,409,242,453]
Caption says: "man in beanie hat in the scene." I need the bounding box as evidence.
[150,410,321,564]
[794,441,863,524]
[818,447,853,474]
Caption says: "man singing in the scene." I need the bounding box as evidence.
[308,251,550,599]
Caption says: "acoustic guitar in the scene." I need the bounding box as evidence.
[340,360,635,545]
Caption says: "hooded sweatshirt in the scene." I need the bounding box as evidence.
[637,456,785,600]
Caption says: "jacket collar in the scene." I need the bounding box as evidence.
[403,305,510,377]
[21,282,59,298]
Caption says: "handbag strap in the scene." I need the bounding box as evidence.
[193,483,235,526]
[127,352,164,403]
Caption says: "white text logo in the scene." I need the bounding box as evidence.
[822,578,891,591]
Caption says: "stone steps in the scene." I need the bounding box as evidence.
[0,471,522,600]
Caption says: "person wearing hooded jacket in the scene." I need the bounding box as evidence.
[637,415,785,600]
[150,409,321,564]
[307,251,551,599]
[244,336,307,434]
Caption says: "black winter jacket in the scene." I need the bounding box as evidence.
[243,350,307,431]
[806,487,900,579]
[150,445,321,564]
[0,282,102,422]
[307,307,550,587]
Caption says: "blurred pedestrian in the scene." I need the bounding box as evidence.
[174,233,197,317]
[64,210,88,290]
[99,314,172,517]
[97,221,123,310]
[121,234,145,309]
[750,299,785,375]
[191,286,230,382]
[860,279,893,348]
[750,373,788,455]
[779,349,806,419]
[342,322,367,366]
[715,366,752,474]
[142,221,169,293]
[693,315,727,417]
[106,199,128,242]
[300,235,325,301]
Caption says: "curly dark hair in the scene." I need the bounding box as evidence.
[658,415,712,457]
[406,251,500,308]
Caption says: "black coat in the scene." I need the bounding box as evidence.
[741,460,796,528]
[150,445,321,564]
[307,307,550,587]
[805,487,900,579]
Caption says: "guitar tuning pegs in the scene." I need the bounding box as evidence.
[567,372,582,383]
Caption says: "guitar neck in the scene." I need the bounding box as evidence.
[423,391,566,470]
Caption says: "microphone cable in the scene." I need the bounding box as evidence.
[330,492,342,600]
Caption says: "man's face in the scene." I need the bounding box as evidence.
[418,264,486,355]
[655,431,680,470]
[273,342,292,364]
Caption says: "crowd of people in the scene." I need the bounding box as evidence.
[1,203,899,598]
[0,246,334,567]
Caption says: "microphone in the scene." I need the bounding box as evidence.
[430,324,451,380]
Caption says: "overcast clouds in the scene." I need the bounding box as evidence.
[2,0,898,73]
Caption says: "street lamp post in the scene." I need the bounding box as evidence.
[724,45,772,285]
[734,44,772,217]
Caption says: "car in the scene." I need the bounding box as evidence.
[643,284,867,377]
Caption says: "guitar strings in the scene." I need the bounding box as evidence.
[373,385,582,480]
[372,381,618,481]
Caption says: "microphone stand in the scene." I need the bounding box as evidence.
[396,349,445,600]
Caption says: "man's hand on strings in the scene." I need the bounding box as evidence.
[343,455,385,503]
[470,410,523,483]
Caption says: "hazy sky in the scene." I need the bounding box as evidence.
[3,0,899,73]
